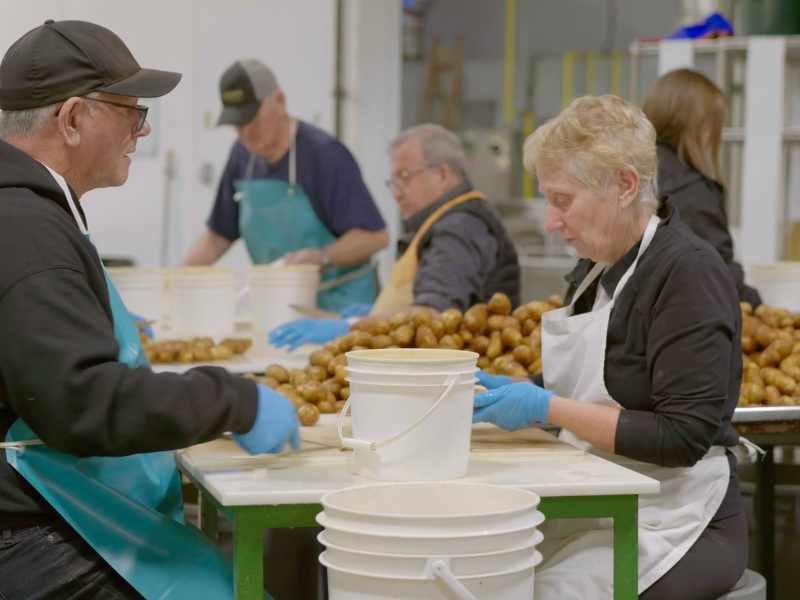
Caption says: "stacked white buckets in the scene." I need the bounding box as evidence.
[169,267,238,338]
[106,267,165,324]
[318,482,544,599]
[249,264,320,335]
[319,348,545,599]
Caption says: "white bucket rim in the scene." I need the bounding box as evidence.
[317,529,544,559]
[346,348,479,364]
[249,264,320,275]
[316,512,545,540]
[346,366,477,377]
[319,550,542,582]
[346,377,477,388]
[320,483,541,522]
[170,266,237,279]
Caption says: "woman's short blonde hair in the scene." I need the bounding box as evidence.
[523,95,658,208]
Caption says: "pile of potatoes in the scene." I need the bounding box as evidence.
[255,293,562,426]
[144,337,252,364]
[739,303,800,407]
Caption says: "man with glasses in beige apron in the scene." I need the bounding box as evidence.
[474,95,749,599]
[270,123,521,350]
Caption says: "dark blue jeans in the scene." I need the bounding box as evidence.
[0,519,142,600]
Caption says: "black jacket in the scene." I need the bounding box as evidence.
[657,142,762,306]
[0,140,257,522]
[398,182,521,311]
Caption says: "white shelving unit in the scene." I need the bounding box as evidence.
[629,36,800,264]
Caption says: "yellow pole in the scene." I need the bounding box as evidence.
[585,51,598,95]
[503,0,517,126]
[561,51,577,109]
[611,50,623,97]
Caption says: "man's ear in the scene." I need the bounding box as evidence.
[55,97,84,147]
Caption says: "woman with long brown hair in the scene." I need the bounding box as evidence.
[643,68,761,306]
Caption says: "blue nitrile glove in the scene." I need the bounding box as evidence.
[473,381,553,431]
[340,303,373,318]
[129,311,154,339]
[477,370,513,390]
[268,318,350,351]
[234,384,301,454]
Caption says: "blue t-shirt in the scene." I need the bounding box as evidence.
[207,121,386,241]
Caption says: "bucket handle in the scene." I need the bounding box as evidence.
[338,373,459,453]
[427,558,480,600]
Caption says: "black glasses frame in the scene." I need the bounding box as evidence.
[82,97,149,132]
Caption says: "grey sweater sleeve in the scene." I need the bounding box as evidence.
[413,213,497,311]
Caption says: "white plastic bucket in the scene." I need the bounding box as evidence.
[106,267,165,323]
[169,267,237,338]
[319,531,543,577]
[249,264,319,335]
[340,349,478,481]
[321,553,540,600]
[746,262,800,311]
[321,482,541,536]
[317,513,544,554]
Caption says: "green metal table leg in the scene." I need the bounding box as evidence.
[540,495,638,600]
[199,490,219,541]
[233,507,266,600]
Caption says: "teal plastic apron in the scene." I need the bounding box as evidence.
[2,169,242,600]
[234,130,377,312]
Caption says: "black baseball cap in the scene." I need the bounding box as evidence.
[217,59,279,126]
[0,19,181,110]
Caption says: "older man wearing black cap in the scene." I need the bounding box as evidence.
[184,59,389,316]
[0,20,298,600]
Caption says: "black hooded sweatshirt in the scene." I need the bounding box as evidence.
[657,142,762,307]
[0,139,257,524]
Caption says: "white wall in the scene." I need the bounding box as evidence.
[0,0,340,269]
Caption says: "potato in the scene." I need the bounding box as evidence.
[266,364,290,383]
[297,403,320,426]
[290,369,309,386]
[278,383,295,396]
[548,295,563,308]
[264,376,280,389]
[757,337,794,367]
[509,362,528,378]
[328,354,348,376]
[451,333,464,349]
[340,386,350,401]
[285,390,305,408]
[477,356,491,369]
[512,305,531,322]
[486,331,503,359]
[762,367,797,395]
[318,399,336,414]
[740,302,753,315]
[526,301,552,322]
[441,308,463,334]
[298,381,326,404]
[193,347,212,362]
[522,319,537,336]
[487,315,507,332]
[412,310,434,328]
[459,328,474,344]
[501,327,523,349]
[765,385,782,406]
[528,357,542,375]
[463,304,488,333]
[308,365,328,382]
[178,349,195,363]
[371,319,392,336]
[754,325,778,349]
[487,292,512,316]
[220,337,252,354]
[741,382,766,404]
[389,312,410,328]
[415,325,438,348]
[335,400,347,412]
[370,334,393,349]
[210,345,234,360]
[439,335,462,349]
[352,331,373,348]
[192,337,214,349]
[334,364,349,382]
[492,354,514,374]
[310,350,335,369]
[470,335,490,355]
[741,335,757,353]
[322,378,342,396]
[429,319,445,339]
[513,344,534,366]
[390,324,415,347]
[780,354,800,380]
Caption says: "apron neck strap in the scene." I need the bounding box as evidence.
[407,190,486,254]
[40,162,88,236]
[569,214,660,307]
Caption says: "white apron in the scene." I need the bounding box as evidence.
[535,215,730,599]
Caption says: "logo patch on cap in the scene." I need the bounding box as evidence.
[222,89,246,104]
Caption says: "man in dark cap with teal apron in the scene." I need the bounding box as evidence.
[0,20,298,599]
[185,59,389,314]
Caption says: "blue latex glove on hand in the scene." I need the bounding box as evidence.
[340,303,373,318]
[473,381,553,431]
[234,384,300,454]
[129,311,154,339]
[476,370,513,390]
[268,318,350,351]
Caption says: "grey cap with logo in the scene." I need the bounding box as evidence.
[216,59,280,127]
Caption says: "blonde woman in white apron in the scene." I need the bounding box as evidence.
[474,95,748,599]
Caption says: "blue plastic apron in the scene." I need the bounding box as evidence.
[234,128,377,312]
[2,169,240,600]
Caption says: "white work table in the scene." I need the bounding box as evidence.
[178,423,658,600]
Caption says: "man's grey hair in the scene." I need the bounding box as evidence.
[0,104,59,139]
[391,123,468,178]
